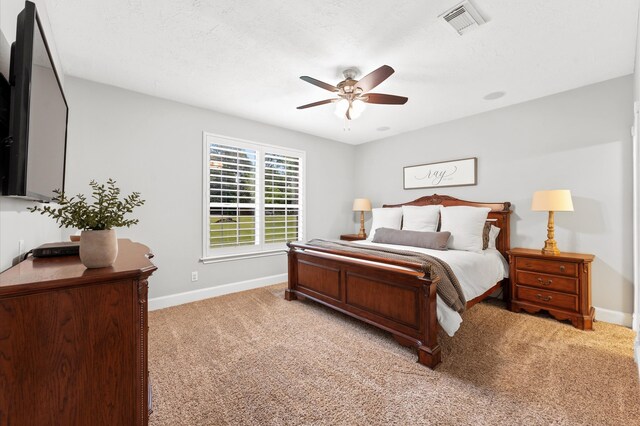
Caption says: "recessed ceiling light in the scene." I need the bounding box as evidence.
[483,91,506,100]
[377,126,391,132]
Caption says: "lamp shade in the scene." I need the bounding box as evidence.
[352,198,372,212]
[531,190,574,212]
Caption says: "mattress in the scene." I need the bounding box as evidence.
[350,240,510,336]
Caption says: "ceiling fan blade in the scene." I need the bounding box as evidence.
[300,76,338,92]
[346,106,352,120]
[363,93,408,105]
[355,65,394,93]
[296,99,338,109]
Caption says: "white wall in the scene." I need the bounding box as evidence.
[0,0,63,271]
[354,75,634,317]
[63,77,356,299]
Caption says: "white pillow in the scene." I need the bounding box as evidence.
[439,206,491,252]
[488,225,500,249]
[368,207,403,240]
[401,205,441,232]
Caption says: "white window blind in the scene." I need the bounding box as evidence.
[208,143,258,249]
[264,152,301,243]
[203,133,305,258]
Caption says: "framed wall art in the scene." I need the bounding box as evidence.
[403,157,477,190]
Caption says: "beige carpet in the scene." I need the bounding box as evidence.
[148,284,639,426]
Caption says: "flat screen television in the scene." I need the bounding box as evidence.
[0,1,68,202]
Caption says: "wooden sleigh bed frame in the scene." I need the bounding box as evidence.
[285,194,512,369]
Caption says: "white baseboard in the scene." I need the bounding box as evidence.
[594,306,633,327]
[148,280,635,327]
[148,273,287,311]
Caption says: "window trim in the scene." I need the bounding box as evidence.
[201,132,306,262]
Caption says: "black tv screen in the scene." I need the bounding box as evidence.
[0,1,68,202]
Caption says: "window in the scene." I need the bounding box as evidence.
[203,133,305,259]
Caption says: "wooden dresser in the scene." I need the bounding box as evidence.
[0,239,156,425]
[508,248,594,330]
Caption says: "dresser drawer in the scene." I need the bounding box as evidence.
[515,257,578,277]
[515,270,578,294]
[515,285,578,312]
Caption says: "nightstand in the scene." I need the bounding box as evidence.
[340,234,366,241]
[508,248,595,330]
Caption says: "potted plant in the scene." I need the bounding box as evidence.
[29,179,145,268]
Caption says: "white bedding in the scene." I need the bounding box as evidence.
[353,240,509,336]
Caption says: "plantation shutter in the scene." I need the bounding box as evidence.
[204,133,305,258]
[208,143,258,248]
[264,152,303,244]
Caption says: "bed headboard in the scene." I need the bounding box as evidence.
[383,194,512,259]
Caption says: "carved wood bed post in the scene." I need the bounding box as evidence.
[285,244,298,301]
[418,276,441,367]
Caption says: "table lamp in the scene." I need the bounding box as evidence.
[531,189,574,255]
[353,198,372,239]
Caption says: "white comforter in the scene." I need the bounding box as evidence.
[353,240,509,336]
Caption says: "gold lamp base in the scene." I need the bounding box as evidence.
[357,211,367,239]
[541,210,561,256]
[541,239,560,256]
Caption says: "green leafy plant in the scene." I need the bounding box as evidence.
[28,178,145,230]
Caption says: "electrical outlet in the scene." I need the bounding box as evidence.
[191,271,198,282]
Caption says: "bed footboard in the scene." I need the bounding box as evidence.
[285,243,441,369]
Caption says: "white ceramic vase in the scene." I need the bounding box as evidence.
[79,229,118,268]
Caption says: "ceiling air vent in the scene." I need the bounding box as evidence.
[439,1,486,35]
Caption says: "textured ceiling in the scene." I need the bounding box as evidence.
[43,0,639,144]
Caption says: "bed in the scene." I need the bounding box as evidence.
[285,194,512,369]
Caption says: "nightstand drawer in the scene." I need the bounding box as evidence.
[515,270,578,294]
[515,257,578,277]
[515,286,578,312]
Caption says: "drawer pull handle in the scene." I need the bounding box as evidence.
[535,294,553,302]
[559,265,566,272]
[536,278,553,286]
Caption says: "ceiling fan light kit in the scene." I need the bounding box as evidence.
[334,99,366,120]
[297,65,408,121]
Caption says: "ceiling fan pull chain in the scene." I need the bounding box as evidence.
[343,116,351,131]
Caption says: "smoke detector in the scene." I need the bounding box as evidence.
[439,1,486,35]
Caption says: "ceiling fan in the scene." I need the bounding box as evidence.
[296,65,408,120]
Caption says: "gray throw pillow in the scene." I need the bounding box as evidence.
[372,228,451,250]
